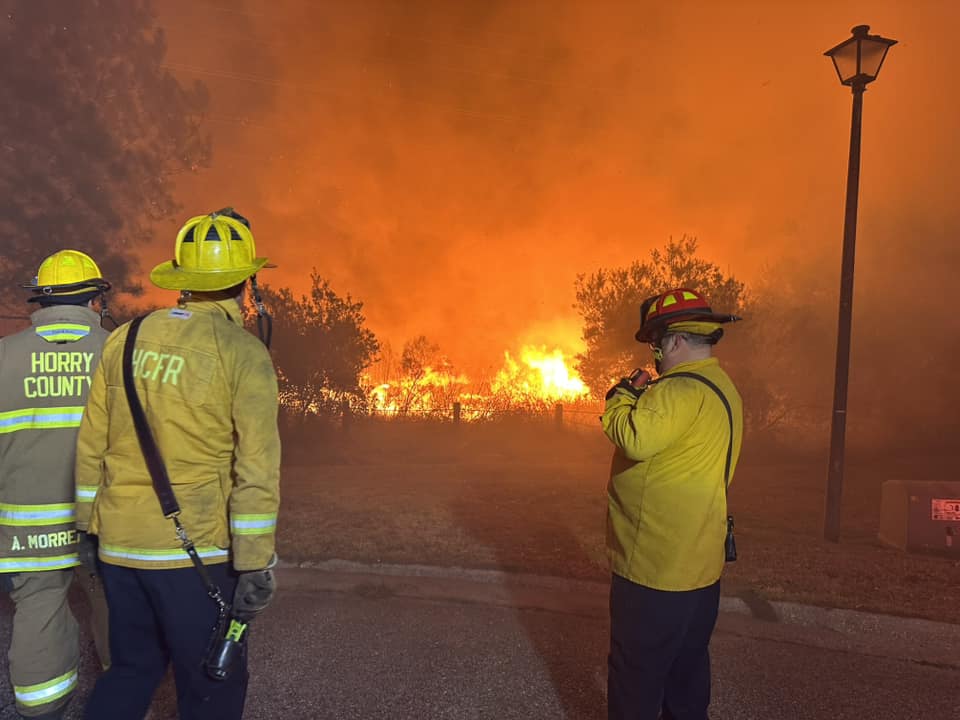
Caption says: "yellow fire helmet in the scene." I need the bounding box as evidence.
[150,208,270,292]
[22,249,110,300]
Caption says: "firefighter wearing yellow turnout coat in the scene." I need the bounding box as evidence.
[77,209,280,720]
[0,250,111,719]
[602,288,743,720]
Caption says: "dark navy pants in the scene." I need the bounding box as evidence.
[84,562,247,720]
[608,574,721,720]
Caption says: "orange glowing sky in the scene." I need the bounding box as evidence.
[148,0,960,373]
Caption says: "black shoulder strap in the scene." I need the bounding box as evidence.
[121,315,227,606]
[655,371,734,493]
[121,315,180,518]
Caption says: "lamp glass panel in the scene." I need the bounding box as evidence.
[829,40,859,82]
[859,39,890,78]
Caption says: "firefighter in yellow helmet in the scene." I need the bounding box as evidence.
[0,250,111,719]
[76,209,280,719]
[602,288,743,720]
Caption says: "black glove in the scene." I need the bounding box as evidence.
[76,531,98,574]
[605,378,643,401]
[233,559,277,621]
[605,369,652,400]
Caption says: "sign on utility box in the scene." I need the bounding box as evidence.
[879,480,960,556]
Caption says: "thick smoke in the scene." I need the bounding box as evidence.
[151,0,959,417]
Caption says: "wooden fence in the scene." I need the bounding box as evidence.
[339,399,603,430]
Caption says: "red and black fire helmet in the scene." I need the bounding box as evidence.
[635,288,741,343]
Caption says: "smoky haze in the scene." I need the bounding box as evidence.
[150,0,959,397]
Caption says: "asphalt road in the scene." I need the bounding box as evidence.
[0,567,957,719]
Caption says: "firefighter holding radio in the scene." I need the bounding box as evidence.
[602,288,743,720]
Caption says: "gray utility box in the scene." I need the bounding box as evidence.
[879,480,960,556]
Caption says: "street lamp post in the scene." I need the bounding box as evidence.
[823,25,897,542]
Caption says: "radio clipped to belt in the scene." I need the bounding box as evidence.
[649,371,738,563]
[122,315,248,680]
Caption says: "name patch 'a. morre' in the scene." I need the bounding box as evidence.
[9,530,78,551]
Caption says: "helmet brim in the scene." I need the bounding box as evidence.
[22,278,110,297]
[635,312,741,342]
[150,257,270,292]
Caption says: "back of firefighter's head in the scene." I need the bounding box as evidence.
[636,288,741,373]
[150,208,270,302]
[22,250,111,308]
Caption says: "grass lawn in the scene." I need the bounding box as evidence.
[276,418,960,624]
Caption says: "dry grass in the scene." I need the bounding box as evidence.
[276,418,960,624]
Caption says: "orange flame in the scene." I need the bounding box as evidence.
[364,344,589,419]
[368,365,469,417]
[491,346,588,403]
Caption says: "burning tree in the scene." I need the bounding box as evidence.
[367,336,468,418]
[485,346,590,415]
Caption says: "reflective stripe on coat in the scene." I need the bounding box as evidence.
[0,306,108,572]
[76,300,281,571]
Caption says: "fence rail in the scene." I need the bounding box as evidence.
[337,399,604,430]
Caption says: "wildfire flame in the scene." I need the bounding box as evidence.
[491,346,588,403]
[368,365,469,418]
[366,345,589,418]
